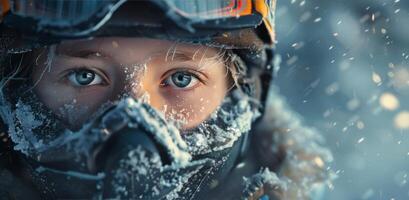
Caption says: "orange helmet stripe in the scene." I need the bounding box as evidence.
[0,0,10,21]
[255,0,276,44]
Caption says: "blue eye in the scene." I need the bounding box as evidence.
[68,69,103,86]
[163,71,199,89]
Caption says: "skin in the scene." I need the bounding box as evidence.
[31,37,231,130]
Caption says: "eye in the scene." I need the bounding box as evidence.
[162,71,199,89]
[67,69,104,86]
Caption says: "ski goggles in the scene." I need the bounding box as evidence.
[0,0,275,44]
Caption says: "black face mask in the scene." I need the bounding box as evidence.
[1,83,260,199]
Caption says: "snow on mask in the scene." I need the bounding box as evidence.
[2,82,259,157]
[182,89,260,155]
[0,86,66,156]
[0,78,259,199]
[0,88,205,198]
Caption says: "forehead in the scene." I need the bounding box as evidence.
[56,37,221,63]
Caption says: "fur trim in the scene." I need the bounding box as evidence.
[254,86,334,199]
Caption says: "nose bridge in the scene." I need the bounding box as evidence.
[121,62,147,100]
[128,82,144,100]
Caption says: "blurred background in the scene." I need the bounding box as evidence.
[274,0,409,199]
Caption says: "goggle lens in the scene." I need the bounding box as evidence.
[168,0,252,20]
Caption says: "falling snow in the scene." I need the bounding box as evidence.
[275,0,409,199]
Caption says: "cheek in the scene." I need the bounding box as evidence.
[152,83,227,129]
[34,80,114,128]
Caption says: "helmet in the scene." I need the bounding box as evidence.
[0,1,278,199]
[0,0,275,46]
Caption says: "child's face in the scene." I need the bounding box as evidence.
[31,37,230,130]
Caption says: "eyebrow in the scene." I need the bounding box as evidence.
[148,49,195,63]
[57,48,113,60]
[168,51,194,62]
[57,46,213,67]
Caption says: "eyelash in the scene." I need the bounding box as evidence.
[160,69,204,90]
[63,67,204,91]
[65,67,108,87]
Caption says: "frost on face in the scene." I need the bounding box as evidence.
[121,62,148,102]
[182,89,260,155]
